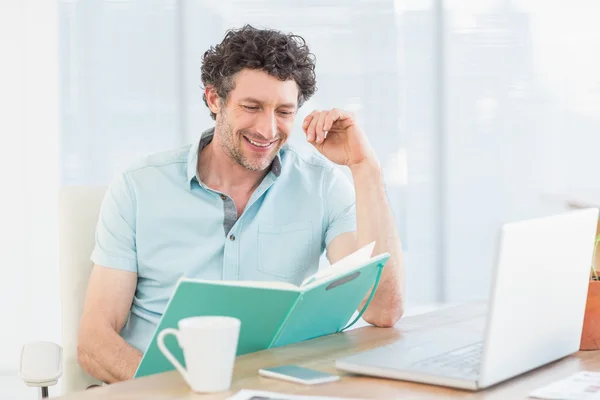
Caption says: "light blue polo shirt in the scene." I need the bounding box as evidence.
[91,128,357,353]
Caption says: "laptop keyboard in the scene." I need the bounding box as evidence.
[411,341,483,377]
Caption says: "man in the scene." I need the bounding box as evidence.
[77,25,404,384]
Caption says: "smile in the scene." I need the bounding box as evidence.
[243,136,275,148]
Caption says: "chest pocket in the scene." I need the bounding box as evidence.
[257,221,314,282]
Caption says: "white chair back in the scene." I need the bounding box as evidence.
[59,186,106,394]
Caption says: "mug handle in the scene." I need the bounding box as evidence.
[157,328,189,383]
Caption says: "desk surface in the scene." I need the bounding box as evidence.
[58,302,600,399]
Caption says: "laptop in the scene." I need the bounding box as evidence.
[336,208,599,391]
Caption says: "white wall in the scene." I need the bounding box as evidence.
[59,0,184,186]
[0,0,60,372]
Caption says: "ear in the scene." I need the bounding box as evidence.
[205,85,221,115]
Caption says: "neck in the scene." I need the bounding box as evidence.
[197,135,270,194]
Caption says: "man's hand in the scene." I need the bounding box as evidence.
[302,109,378,167]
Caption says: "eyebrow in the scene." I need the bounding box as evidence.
[239,97,297,109]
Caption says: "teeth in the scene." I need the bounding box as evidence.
[248,138,271,147]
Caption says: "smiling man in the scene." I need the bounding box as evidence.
[77,25,405,384]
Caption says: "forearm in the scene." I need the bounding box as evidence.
[78,325,142,383]
[78,347,118,384]
[350,158,405,327]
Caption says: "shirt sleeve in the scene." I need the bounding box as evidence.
[90,171,138,272]
[323,166,357,249]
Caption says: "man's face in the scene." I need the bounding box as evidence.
[215,69,299,172]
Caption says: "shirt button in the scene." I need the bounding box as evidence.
[220,194,226,200]
[229,234,235,241]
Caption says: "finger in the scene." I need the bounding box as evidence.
[303,111,319,141]
[307,111,321,142]
[302,113,313,132]
[323,108,343,133]
[329,109,355,133]
[315,112,329,144]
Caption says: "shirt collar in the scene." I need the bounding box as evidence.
[187,127,282,188]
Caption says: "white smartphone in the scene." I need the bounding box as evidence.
[258,365,340,385]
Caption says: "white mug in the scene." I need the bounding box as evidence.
[157,316,241,393]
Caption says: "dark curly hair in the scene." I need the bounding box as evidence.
[201,25,317,120]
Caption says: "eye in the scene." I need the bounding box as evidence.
[278,110,294,116]
[242,105,259,111]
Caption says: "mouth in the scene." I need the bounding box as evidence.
[242,135,276,151]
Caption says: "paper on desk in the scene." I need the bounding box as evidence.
[529,371,600,400]
[227,389,363,400]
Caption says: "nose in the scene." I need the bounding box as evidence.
[255,111,277,140]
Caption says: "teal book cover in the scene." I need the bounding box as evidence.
[134,243,390,378]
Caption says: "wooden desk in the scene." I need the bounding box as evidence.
[57,303,600,399]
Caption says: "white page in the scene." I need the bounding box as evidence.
[301,241,376,287]
[529,371,600,400]
[227,389,363,400]
[180,277,299,291]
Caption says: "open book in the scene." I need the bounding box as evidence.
[135,243,390,378]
